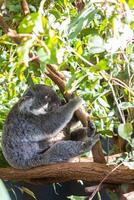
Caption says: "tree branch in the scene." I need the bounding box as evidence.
[0,162,133,184]
[21,0,30,16]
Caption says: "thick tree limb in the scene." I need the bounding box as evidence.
[0,162,133,184]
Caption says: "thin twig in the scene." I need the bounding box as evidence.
[21,0,30,16]
[88,162,123,200]
[109,81,125,124]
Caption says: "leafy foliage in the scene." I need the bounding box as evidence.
[0,0,133,199]
[0,180,11,200]
[0,0,134,156]
[0,0,133,175]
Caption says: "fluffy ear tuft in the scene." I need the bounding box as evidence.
[23,88,35,98]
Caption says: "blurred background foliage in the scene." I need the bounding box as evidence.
[0,0,134,159]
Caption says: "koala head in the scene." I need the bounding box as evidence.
[19,84,61,115]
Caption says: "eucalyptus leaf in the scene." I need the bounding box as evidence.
[99,130,113,137]
[119,102,134,110]
[90,60,109,72]
[18,13,39,33]
[118,123,133,142]
[0,180,11,200]
[68,195,87,200]
[88,36,105,54]
[37,48,49,62]
[68,5,96,39]
[98,97,110,108]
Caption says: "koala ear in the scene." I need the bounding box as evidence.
[23,88,35,98]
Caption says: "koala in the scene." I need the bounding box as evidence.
[1,84,98,169]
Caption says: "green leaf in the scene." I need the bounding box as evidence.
[118,123,133,142]
[107,189,119,200]
[128,0,134,8]
[0,151,9,167]
[131,139,134,147]
[99,130,113,137]
[18,13,39,33]
[37,48,49,63]
[49,9,61,19]
[88,36,105,54]
[119,102,134,110]
[17,38,35,65]
[90,59,109,72]
[0,180,11,200]
[98,97,110,108]
[68,4,96,39]
[68,195,87,200]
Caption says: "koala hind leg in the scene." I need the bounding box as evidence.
[25,139,94,168]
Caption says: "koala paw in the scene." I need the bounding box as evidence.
[80,134,99,153]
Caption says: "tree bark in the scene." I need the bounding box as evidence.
[0,162,133,184]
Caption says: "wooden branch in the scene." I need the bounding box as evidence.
[0,16,21,44]
[92,141,106,163]
[75,0,85,12]
[0,15,9,33]
[47,64,66,81]
[21,0,30,16]
[0,162,133,184]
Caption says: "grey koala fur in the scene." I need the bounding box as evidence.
[2,84,98,169]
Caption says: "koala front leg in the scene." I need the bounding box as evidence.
[25,97,82,143]
[40,97,82,137]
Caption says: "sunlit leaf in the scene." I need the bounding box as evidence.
[17,38,35,65]
[18,13,39,33]
[118,123,133,143]
[37,48,49,62]
[68,4,96,39]
[90,60,109,72]
[128,0,134,8]
[98,97,110,108]
[119,102,134,110]
[88,36,105,54]
[0,180,11,200]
